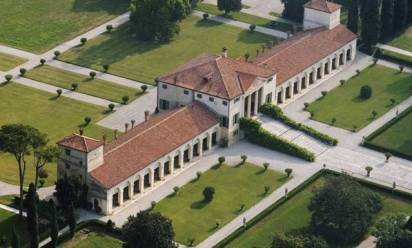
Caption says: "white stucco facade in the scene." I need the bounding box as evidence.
[303,7,341,30]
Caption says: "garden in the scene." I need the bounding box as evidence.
[387,25,412,52]
[0,82,113,186]
[0,0,130,53]
[365,106,412,160]
[307,65,412,131]
[0,209,29,246]
[152,161,288,246]
[58,225,123,248]
[0,52,26,71]
[25,65,142,104]
[59,15,275,84]
[223,172,412,248]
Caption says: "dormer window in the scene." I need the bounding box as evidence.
[209,97,214,102]
[65,149,71,156]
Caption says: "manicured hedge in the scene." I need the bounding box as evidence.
[240,118,315,162]
[259,103,338,146]
[375,48,412,68]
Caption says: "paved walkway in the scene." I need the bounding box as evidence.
[377,43,412,57]
[193,10,288,39]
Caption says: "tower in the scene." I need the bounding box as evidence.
[303,0,341,30]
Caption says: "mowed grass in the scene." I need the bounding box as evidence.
[307,65,412,130]
[25,65,142,103]
[0,52,27,71]
[59,227,123,248]
[225,176,412,248]
[0,209,29,246]
[153,163,288,246]
[388,25,412,52]
[0,0,130,53]
[0,83,113,186]
[367,107,412,158]
[60,15,275,84]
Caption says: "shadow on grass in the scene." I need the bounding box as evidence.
[195,19,224,28]
[255,168,267,175]
[71,0,130,14]
[237,30,274,45]
[190,199,208,210]
[211,163,222,170]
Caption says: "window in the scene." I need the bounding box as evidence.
[233,113,240,125]
[222,100,228,106]
[234,97,240,103]
[65,149,71,156]
[220,116,229,128]
[197,93,202,99]
[183,90,189,95]
[209,97,214,102]
[159,99,170,110]
[162,84,168,89]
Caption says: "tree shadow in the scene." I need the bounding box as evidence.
[190,199,208,210]
[71,0,130,15]
[255,168,266,175]
[237,30,274,44]
[195,19,224,28]
[351,95,367,103]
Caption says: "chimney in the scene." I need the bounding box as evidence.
[114,129,118,140]
[125,123,129,133]
[102,134,107,145]
[79,128,84,136]
[144,110,150,122]
[222,47,228,58]
[131,119,136,128]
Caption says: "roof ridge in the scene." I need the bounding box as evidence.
[215,57,232,98]
[163,54,218,80]
[104,106,190,156]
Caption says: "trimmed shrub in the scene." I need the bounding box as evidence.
[89,71,96,79]
[4,74,12,82]
[103,64,110,72]
[141,85,148,92]
[259,103,337,146]
[19,68,26,76]
[173,186,179,194]
[108,103,115,112]
[122,95,129,104]
[40,58,46,65]
[80,37,87,45]
[54,50,60,59]
[263,162,269,170]
[196,171,202,179]
[249,24,256,32]
[399,64,404,72]
[304,102,309,109]
[321,91,328,97]
[285,168,293,177]
[106,24,113,32]
[339,80,345,86]
[360,85,372,99]
[203,13,209,20]
[365,166,373,177]
[218,156,225,164]
[372,110,378,119]
[106,219,115,229]
[84,116,92,125]
[71,83,78,91]
[56,89,62,97]
[203,186,215,202]
[264,186,270,194]
[240,118,315,162]
[240,155,247,164]
[390,98,396,105]
[151,201,156,209]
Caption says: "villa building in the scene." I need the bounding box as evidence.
[57,0,358,215]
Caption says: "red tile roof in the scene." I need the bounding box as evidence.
[304,0,341,13]
[90,102,219,189]
[57,134,103,153]
[159,54,276,100]
[254,25,357,85]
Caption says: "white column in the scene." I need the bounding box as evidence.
[297,77,302,93]
[289,82,294,98]
[178,151,184,168]
[328,59,333,74]
[253,91,259,115]
[334,55,339,69]
[170,156,175,174]
[247,95,252,117]
[160,163,164,180]
[281,87,286,102]
[139,174,144,193]
[188,145,193,161]
[207,133,212,150]
[342,50,347,64]
[320,63,325,79]
[108,195,113,213]
[198,140,203,157]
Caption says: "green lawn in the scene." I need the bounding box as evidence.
[196,3,293,32]
[388,25,412,52]
[0,52,27,71]
[153,163,288,246]
[25,65,142,103]
[225,176,412,248]
[59,15,275,84]
[0,0,130,53]
[366,107,412,159]
[0,82,113,186]
[307,65,412,131]
[0,209,29,246]
[59,227,123,248]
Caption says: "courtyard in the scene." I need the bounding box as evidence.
[307,65,412,131]
[0,0,130,53]
[59,15,275,84]
[0,83,112,186]
[153,162,288,246]
[224,174,412,248]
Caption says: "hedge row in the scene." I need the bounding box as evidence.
[240,118,315,162]
[259,103,338,146]
[375,48,412,68]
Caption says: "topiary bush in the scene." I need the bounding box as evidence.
[4,74,12,82]
[122,95,129,104]
[203,13,209,20]
[360,85,372,99]
[203,186,215,202]
[19,68,27,76]
[40,58,46,65]
[106,24,113,32]
[80,37,87,45]
[249,24,256,32]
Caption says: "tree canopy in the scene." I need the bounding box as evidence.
[130,0,191,42]
[217,0,242,15]
[282,0,309,22]
[373,213,412,248]
[271,233,328,248]
[308,176,382,244]
[122,211,177,248]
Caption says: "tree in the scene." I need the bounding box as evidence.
[218,156,225,164]
[217,0,242,15]
[365,166,373,177]
[373,213,412,248]
[122,211,177,248]
[240,154,247,164]
[347,0,359,34]
[271,233,328,248]
[380,0,395,40]
[308,176,382,244]
[203,186,215,202]
[130,0,190,42]
[282,0,309,22]
[122,95,129,104]
[33,146,59,189]
[385,152,392,162]
[285,168,293,177]
[54,175,84,211]
[50,201,58,248]
[0,124,44,217]
[25,183,39,248]
[360,0,380,51]
[67,204,76,238]
[394,0,408,33]
[11,227,20,248]
[360,85,372,99]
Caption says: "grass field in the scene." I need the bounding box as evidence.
[153,163,288,246]
[225,175,412,248]
[25,65,142,103]
[388,25,412,52]
[307,65,412,131]
[0,52,27,71]
[0,82,113,186]
[59,15,275,84]
[0,0,130,53]
[366,107,412,159]
[59,227,123,248]
[195,3,293,32]
[0,209,29,246]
